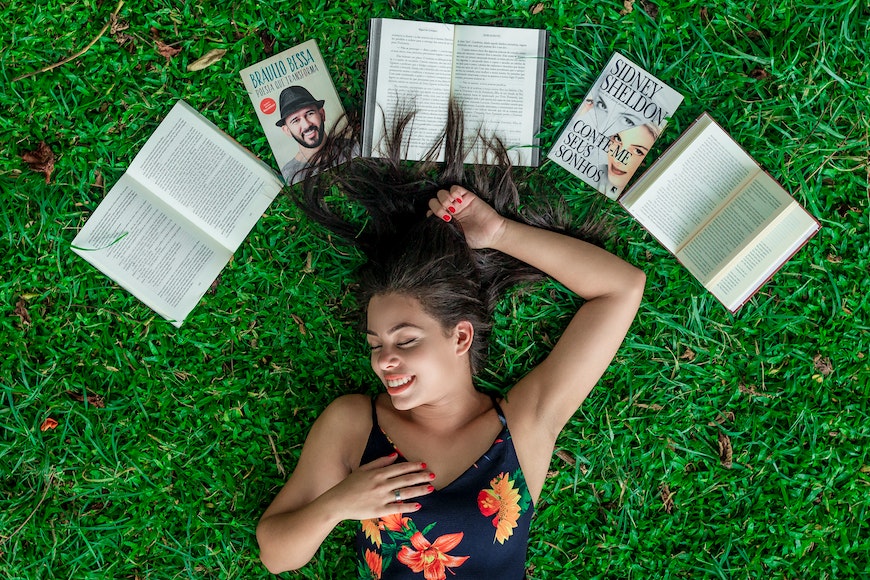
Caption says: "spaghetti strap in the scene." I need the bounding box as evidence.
[370,395,379,426]
[489,395,508,428]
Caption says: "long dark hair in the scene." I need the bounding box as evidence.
[290,103,607,374]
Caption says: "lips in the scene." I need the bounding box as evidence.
[385,375,415,396]
[609,160,627,176]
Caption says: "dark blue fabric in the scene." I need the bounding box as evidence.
[354,396,534,579]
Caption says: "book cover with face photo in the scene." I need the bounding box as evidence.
[240,39,356,185]
[547,52,684,200]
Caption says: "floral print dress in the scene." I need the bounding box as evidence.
[355,397,534,580]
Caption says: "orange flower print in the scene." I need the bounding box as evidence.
[361,518,382,548]
[364,548,383,579]
[477,472,522,544]
[380,512,410,532]
[396,531,469,580]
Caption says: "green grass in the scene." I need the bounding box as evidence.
[1,0,868,578]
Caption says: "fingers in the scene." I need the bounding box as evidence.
[358,452,400,471]
[428,185,471,222]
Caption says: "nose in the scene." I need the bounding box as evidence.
[376,347,399,370]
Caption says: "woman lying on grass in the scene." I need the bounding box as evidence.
[256,107,645,579]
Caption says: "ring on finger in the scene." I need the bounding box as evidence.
[394,489,402,502]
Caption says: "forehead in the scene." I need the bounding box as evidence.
[288,105,321,120]
[619,125,656,145]
[366,293,438,333]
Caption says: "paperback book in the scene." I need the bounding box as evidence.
[240,39,355,185]
[71,100,283,327]
[620,113,820,312]
[362,18,549,166]
[548,52,684,199]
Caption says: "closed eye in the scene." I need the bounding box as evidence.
[397,339,419,348]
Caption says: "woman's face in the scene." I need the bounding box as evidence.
[365,293,469,410]
[606,125,655,189]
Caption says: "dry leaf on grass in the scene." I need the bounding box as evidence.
[155,40,181,60]
[717,431,733,468]
[619,0,634,15]
[639,0,659,18]
[813,354,833,376]
[109,13,129,34]
[291,313,307,335]
[749,66,770,80]
[40,418,59,431]
[708,411,735,426]
[660,483,675,513]
[20,141,56,184]
[531,3,545,14]
[65,390,106,408]
[555,449,575,466]
[14,298,31,326]
[259,31,276,54]
[187,49,227,72]
[680,348,696,362]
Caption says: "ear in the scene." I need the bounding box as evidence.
[453,320,474,357]
[280,124,292,137]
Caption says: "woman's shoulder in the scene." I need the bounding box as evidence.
[318,394,373,426]
[306,394,374,471]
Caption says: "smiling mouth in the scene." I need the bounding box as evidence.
[609,160,627,176]
[386,375,413,388]
[385,375,415,394]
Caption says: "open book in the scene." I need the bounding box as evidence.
[71,100,283,327]
[547,52,684,199]
[620,113,820,312]
[362,18,549,166]
[240,39,355,185]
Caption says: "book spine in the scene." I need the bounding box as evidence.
[362,18,383,157]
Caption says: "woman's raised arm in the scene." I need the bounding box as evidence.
[429,185,645,496]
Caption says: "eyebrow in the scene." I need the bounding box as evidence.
[365,322,424,336]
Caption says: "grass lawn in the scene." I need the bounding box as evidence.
[1,0,868,578]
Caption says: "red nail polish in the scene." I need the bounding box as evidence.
[448,206,455,213]
[420,463,427,469]
[415,503,422,509]
[429,473,436,480]
[442,214,451,222]
[427,485,434,492]
[455,197,462,204]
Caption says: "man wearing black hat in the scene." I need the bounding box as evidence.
[276,86,328,183]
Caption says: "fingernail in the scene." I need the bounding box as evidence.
[442,214,451,222]
[429,473,436,480]
[455,197,462,204]
[415,503,422,509]
[448,206,455,213]
[420,462,427,469]
[389,452,398,458]
[427,485,434,492]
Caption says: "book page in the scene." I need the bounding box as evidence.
[364,19,455,160]
[71,175,231,327]
[452,25,546,166]
[676,173,794,283]
[622,120,759,251]
[129,101,282,250]
[700,204,819,311]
